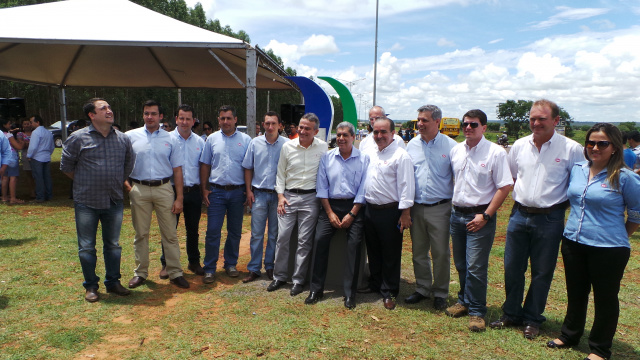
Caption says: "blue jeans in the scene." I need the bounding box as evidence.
[75,201,124,290]
[450,209,497,317]
[203,187,246,273]
[247,190,278,274]
[502,205,565,326]
[30,159,52,201]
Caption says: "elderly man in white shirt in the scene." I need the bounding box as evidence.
[490,99,584,339]
[359,105,405,154]
[363,116,415,311]
[267,113,328,296]
[446,109,513,332]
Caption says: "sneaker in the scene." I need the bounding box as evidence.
[445,303,469,318]
[225,266,239,277]
[469,316,486,332]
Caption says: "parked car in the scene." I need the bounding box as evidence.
[47,120,78,147]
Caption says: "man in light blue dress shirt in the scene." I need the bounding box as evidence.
[199,105,251,284]
[241,111,289,283]
[304,122,369,310]
[405,105,458,311]
[124,100,190,290]
[26,115,55,202]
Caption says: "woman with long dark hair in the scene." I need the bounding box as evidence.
[547,123,640,360]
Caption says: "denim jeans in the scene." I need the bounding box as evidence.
[30,159,52,201]
[75,201,124,290]
[247,190,278,274]
[503,205,565,326]
[450,209,497,317]
[203,187,246,273]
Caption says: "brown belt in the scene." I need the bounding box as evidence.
[367,202,399,210]
[417,199,451,207]
[130,177,171,187]
[252,186,276,194]
[514,200,569,214]
[210,183,244,191]
[453,204,489,214]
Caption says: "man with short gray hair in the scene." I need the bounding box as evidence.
[405,105,458,311]
[267,113,328,296]
[359,105,405,154]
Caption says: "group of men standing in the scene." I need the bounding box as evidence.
[62,97,584,339]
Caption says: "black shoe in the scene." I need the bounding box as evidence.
[304,291,324,304]
[523,325,540,339]
[188,263,205,276]
[267,280,286,292]
[344,296,356,310]
[290,283,304,296]
[128,276,146,289]
[265,269,274,280]
[84,288,99,303]
[404,292,428,304]
[433,297,447,311]
[357,286,376,294]
[170,276,190,289]
[106,283,131,296]
[489,315,523,329]
[547,339,573,349]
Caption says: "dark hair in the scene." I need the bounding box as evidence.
[31,115,43,124]
[622,131,629,143]
[113,123,122,131]
[462,109,487,125]
[627,130,640,143]
[264,111,281,123]
[219,105,236,117]
[83,98,107,121]
[176,104,196,118]
[0,117,10,128]
[143,100,164,115]
[373,116,395,132]
[532,99,560,119]
[585,123,625,190]
[202,121,213,130]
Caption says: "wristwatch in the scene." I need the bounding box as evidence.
[482,212,491,221]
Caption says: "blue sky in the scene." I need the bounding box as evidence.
[186,0,640,122]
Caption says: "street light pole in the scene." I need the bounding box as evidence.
[373,0,379,105]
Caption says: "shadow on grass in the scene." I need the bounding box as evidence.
[0,295,8,309]
[0,237,37,248]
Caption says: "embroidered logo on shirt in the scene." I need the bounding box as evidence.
[555,158,561,162]
[601,183,607,188]
[442,154,446,158]
[481,163,486,167]
[238,143,243,146]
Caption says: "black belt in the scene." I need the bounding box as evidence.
[453,204,489,214]
[367,201,399,210]
[286,188,316,194]
[210,183,244,191]
[417,199,451,207]
[130,177,171,187]
[514,200,569,215]
[252,186,276,194]
[183,185,200,193]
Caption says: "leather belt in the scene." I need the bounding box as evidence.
[130,177,171,187]
[514,200,569,215]
[183,185,200,193]
[210,183,244,191]
[252,186,276,194]
[453,204,489,214]
[285,188,316,194]
[417,199,451,207]
[367,201,399,210]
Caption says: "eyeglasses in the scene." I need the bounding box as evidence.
[462,122,480,129]
[585,140,611,149]
[203,127,212,131]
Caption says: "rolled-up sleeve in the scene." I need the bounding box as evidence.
[397,154,415,210]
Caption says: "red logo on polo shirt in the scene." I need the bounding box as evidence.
[555,158,561,162]
[481,163,486,167]
[238,143,243,146]
[442,154,447,158]
[601,183,607,188]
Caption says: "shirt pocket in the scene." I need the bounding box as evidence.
[544,159,569,185]
[432,154,452,179]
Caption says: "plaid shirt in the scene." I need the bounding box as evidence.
[60,125,133,209]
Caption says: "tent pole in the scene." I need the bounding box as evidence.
[59,87,68,142]
[246,48,257,138]
[177,88,182,106]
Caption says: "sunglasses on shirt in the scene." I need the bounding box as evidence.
[462,122,480,129]
[585,140,611,149]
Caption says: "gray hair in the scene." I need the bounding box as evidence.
[336,121,355,136]
[301,113,320,130]
[417,105,442,121]
[373,117,395,132]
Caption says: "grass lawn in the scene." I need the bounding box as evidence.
[1,147,638,360]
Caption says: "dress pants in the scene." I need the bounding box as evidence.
[129,182,183,280]
[559,238,630,360]
[273,192,320,285]
[364,203,403,299]
[161,186,202,267]
[309,198,363,298]
[409,201,452,299]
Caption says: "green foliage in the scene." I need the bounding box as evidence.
[559,107,575,137]
[487,122,501,132]
[496,99,533,140]
[330,95,343,128]
[580,124,591,131]
[0,0,57,8]
[618,121,638,132]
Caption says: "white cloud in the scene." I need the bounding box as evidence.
[516,52,571,82]
[300,34,339,56]
[437,38,456,47]
[527,6,610,30]
[488,38,503,44]
[390,43,404,51]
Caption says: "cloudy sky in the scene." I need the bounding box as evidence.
[186,0,640,122]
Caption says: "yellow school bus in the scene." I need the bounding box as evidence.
[407,117,460,139]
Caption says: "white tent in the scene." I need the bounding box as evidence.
[0,0,294,137]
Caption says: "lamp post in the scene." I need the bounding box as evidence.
[373,0,379,105]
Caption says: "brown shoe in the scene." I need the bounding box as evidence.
[265,269,274,280]
[242,272,261,283]
[188,263,205,276]
[85,288,99,303]
[445,303,469,318]
[128,276,146,289]
[469,316,486,332]
[383,297,396,310]
[170,276,190,289]
[106,283,131,296]
[159,266,169,279]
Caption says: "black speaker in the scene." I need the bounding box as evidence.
[280,104,305,125]
[8,98,26,119]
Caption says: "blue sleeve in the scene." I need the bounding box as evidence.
[241,140,255,170]
[621,169,640,223]
[316,153,329,199]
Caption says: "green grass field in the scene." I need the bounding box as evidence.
[1,144,638,360]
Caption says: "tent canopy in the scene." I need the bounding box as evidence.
[0,0,293,90]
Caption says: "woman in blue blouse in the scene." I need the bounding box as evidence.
[547,123,640,360]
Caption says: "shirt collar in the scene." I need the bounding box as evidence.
[221,129,238,138]
[333,145,360,159]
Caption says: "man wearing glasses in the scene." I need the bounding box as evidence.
[358,105,405,154]
[287,123,299,140]
[201,121,213,141]
[446,109,513,332]
[490,99,583,339]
